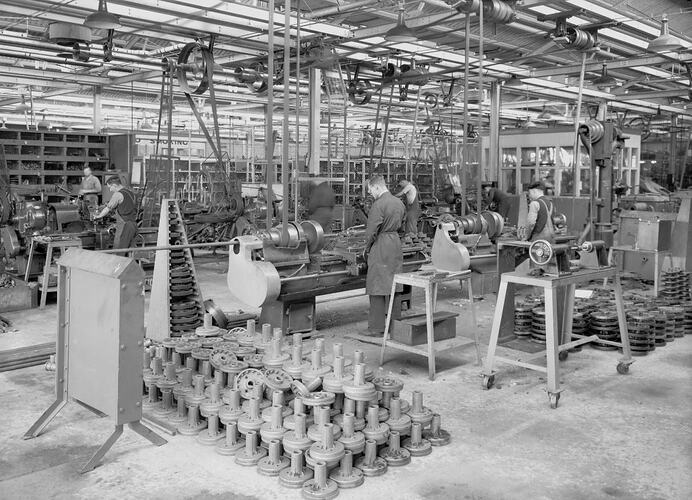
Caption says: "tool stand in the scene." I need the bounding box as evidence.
[482,267,633,408]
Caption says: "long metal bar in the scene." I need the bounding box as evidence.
[266,0,275,231]
[378,84,396,166]
[406,86,422,177]
[572,53,587,198]
[98,241,238,254]
[368,86,385,175]
[476,4,483,216]
[461,12,470,215]
[281,0,291,243]
[294,0,301,221]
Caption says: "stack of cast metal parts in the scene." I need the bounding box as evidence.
[660,269,691,302]
[142,320,451,498]
[167,201,204,335]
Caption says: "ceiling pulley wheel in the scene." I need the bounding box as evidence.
[177,42,213,95]
[529,239,553,266]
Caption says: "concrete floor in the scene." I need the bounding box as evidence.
[1,255,691,500]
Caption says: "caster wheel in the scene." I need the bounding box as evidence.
[559,351,568,361]
[617,362,630,375]
[549,392,560,409]
[481,375,495,390]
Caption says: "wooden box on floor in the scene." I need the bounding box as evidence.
[0,279,37,312]
[392,311,458,346]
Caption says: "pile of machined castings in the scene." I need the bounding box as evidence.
[143,320,451,499]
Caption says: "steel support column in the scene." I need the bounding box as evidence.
[308,67,321,175]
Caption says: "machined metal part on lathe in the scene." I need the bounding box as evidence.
[379,430,411,466]
[407,390,434,426]
[279,449,314,488]
[354,439,388,477]
[422,413,451,446]
[257,439,290,476]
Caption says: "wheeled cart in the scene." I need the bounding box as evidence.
[482,267,633,408]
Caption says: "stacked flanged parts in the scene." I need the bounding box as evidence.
[167,201,204,335]
[143,320,451,498]
[660,269,691,302]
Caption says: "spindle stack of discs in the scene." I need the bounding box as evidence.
[626,313,654,356]
[530,306,546,344]
[651,314,668,347]
[588,309,619,350]
[514,303,533,337]
[685,304,692,335]
[659,306,680,342]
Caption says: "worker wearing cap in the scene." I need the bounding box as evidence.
[393,179,421,236]
[523,180,555,243]
[78,166,101,209]
[362,175,405,336]
[94,176,138,251]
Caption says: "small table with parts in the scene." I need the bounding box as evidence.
[482,261,633,409]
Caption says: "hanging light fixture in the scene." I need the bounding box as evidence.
[647,14,683,53]
[84,0,121,30]
[592,63,617,90]
[503,75,524,88]
[385,3,417,43]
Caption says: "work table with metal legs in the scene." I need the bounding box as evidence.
[379,269,481,381]
[481,266,633,408]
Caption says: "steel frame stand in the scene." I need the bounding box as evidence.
[25,394,166,474]
[482,267,633,409]
[380,269,480,380]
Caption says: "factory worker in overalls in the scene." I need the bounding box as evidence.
[361,175,405,336]
[524,180,555,243]
[94,176,139,252]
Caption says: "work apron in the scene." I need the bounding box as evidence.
[366,231,403,296]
